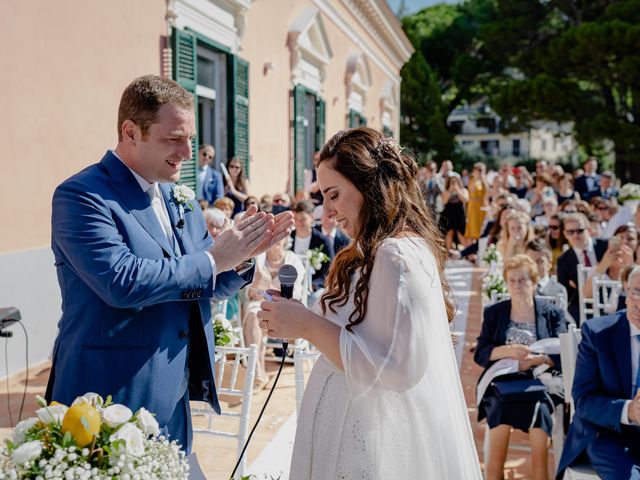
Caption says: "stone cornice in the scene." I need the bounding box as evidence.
[341,0,414,68]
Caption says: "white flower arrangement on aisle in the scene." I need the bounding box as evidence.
[0,394,188,480]
[172,184,196,228]
[482,270,507,303]
[213,313,240,347]
[307,246,330,272]
[618,183,640,203]
[480,243,502,270]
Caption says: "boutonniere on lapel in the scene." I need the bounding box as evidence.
[172,185,196,228]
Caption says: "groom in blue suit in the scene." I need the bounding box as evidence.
[557,267,640,479]
[45,75,293,453]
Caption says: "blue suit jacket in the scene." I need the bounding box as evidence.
[46,151,251,447]
[557,311,640,478]
[199,165,224,204]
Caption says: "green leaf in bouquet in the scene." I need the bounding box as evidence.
[104,395,113,407]
[62,431,73,447]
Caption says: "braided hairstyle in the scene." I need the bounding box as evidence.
[317,127,455,331]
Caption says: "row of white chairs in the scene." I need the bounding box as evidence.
[577,265,623,325]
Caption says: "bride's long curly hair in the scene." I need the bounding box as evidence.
[317,127,455,331]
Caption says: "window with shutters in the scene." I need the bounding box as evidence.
[172,27,250,190]
[292,85,326,193]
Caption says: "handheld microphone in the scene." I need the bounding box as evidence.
[229,264,299,479]
[277,264,298,300]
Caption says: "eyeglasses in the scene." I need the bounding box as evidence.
[201,152,213,159]
[565,228,586,236]
[507,277,532,286]
[228,165,241,170]
[548,225,560,230]
[597,205,608,211]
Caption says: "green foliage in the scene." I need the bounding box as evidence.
[482,0,640,180]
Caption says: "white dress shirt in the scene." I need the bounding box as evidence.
[112,150,217,274]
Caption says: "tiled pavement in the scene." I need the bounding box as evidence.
[0,264,557,479]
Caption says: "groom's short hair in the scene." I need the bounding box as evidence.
[117,74,194,140]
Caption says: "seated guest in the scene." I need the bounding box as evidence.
[526,239,569,314]
[594,170,619,200]
[573,157,600,200]
[290,200,334,291]
[534,196,558,227]
[557,213,608,322]
[557,173,580,204]
[476,255,567,480]
[202,207,230,239]
[243,237,307,389]
[583,223,637,300]
[547,214,567,272]
[213,197,235,220]
[557,266,640,479]
[196,144,224,204]
[320,207,350,255]
[496,210,535,261]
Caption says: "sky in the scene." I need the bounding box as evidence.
[386,0,460,16]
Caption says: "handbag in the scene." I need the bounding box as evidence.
[492,376,547,402]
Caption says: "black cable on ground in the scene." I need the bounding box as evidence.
[230,342,288,479]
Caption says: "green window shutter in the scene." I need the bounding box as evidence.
[347,109,366,128]
[172,28,198,190]
[315,97,326,151]
[228,56,250,177]
[348,109,357,128]
[293,85,307,192]
[382,126,393,138]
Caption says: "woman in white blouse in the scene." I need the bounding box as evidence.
[258,127,481,479]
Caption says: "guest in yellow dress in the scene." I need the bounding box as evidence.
[465,163,488,241]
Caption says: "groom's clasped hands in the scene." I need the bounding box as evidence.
[208,204,294,272]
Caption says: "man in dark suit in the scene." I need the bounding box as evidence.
[46,75,293,452]
[574,157,601,200]
[196,144,224,205]
[557,266,640,479]
[320,208,350,255]
[592,170,619,201]
[557,212,608,323]
[291,200,334,291]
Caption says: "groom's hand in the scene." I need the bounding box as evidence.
[250,210,294,257]
[209,205,274,272]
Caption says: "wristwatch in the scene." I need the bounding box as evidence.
[234,258,255,273]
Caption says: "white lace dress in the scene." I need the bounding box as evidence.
[290,238,482,479]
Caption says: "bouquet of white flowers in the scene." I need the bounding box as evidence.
[213,313,240,347]
[306,246,330,272]
[618,183,640,203]
[482,270,507,302]
[480,243,502,270]
[0,394,188,480]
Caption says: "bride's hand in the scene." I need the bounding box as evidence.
[257,296,307,339]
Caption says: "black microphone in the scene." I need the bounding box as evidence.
[277,264,298,300]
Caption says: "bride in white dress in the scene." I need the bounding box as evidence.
[258,127,481,479]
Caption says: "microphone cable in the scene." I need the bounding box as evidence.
[230,340,288,479]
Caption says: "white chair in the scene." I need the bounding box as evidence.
[293,340,320,418]
[577,265,594,326]
[192,344,258,479]
[558,326,600,479]
[591,277,622,318]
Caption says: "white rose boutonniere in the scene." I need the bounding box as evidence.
[102,404,133,428]
[172,184,196,228]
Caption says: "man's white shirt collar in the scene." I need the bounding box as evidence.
[111,150,155,193]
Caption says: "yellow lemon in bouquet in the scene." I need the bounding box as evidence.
[61,401,101,447]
